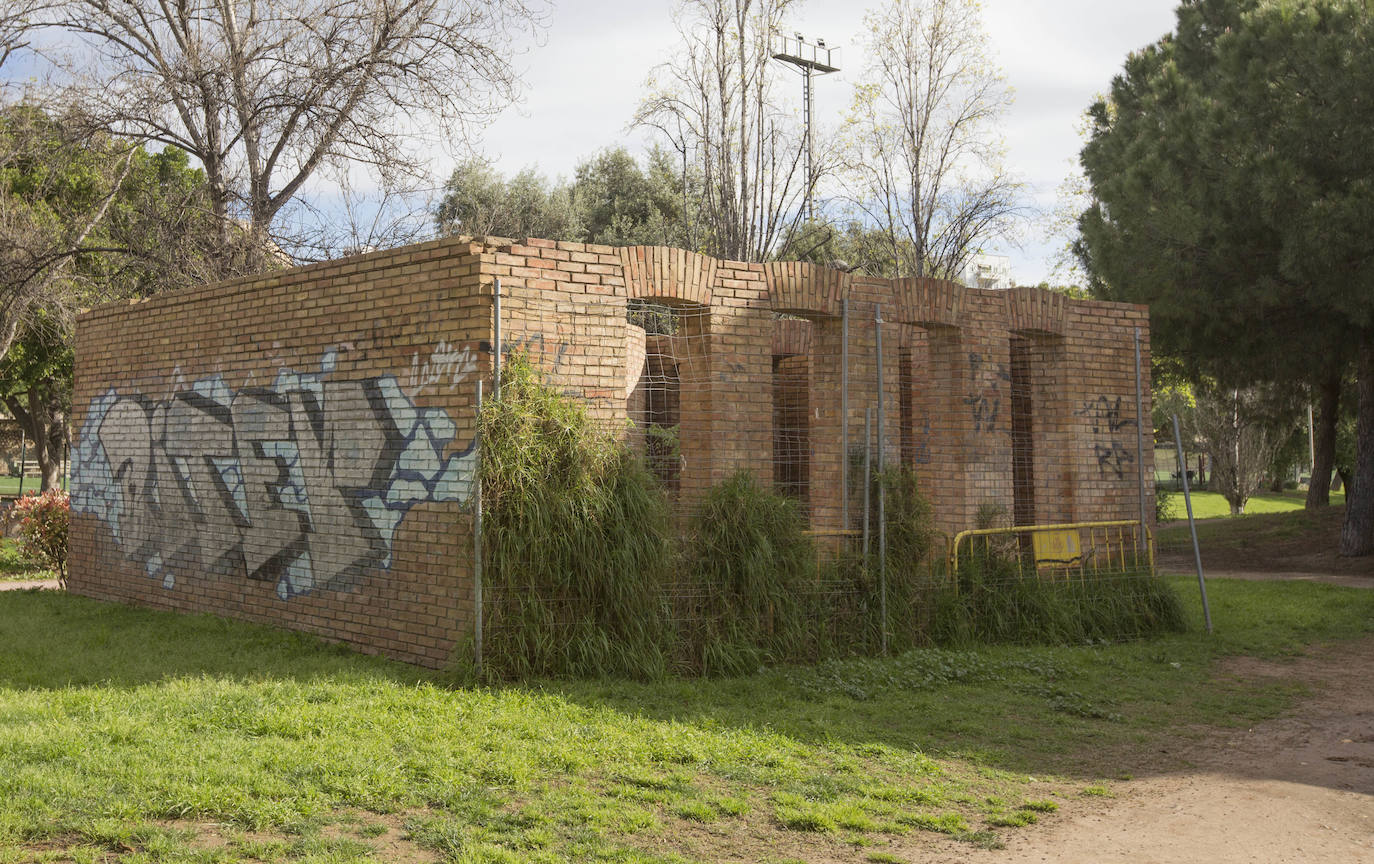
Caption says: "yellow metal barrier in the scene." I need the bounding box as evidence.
[947,520,1155,579]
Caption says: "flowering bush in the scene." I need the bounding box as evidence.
[11,489,69,587]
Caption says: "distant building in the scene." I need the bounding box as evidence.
[958,253,1014,291]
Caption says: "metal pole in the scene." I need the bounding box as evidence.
[804,64,814,221]
[1133,327,1147,530]
[875,306,888,655]
[1173,414,1212,634]
[841,298,850,530]
[862,407,872,560]
[493,277,503,399]
[473,380,485,678]
[17,430,25,497]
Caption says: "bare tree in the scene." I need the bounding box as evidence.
[27,0,547,266]
[635,0,809,262]
[1189,386,1292,515]
[844,0,1023,279]
[0,1,46,75]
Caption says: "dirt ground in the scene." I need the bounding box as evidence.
[926,634,1374,864]
[0,578,58,591]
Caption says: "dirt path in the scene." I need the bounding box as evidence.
[0,578,59,591]
[930,636,1374,863]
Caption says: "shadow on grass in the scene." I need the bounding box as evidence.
[0,590,430,690]
[3,576,1372,781]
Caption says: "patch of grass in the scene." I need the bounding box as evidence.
[1,571,1372,861]
[0,536,53,581]
[0,475,68,496]
[933,555,1187,647]
[1160,489,1344,521]
[1156,501,1338,550]
[1019,799,1059,812]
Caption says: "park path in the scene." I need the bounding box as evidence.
[927,635,1374,864]
[0,578,59,591]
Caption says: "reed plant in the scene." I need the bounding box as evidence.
[932,551,1186,646]
[471,357,1186,679]
[476,354,672,679]
[676,471,819,675]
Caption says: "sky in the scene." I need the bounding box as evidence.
[469,0,1182,286]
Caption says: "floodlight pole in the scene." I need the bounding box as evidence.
[772,33,840,222]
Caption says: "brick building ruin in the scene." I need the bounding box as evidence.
[69,235,1152,667]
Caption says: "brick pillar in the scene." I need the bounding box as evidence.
[703,300,774,491]
[917,325,971,534]
[958,327,1015,530]
[806,315,847,531]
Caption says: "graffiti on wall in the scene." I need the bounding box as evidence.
[71,351,475,599]
[964,352,1010,433]
[407,340,477,396]
[1075,396,1137,479]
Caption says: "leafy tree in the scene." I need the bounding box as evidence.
[1,106,223,489]
[0,105,226,361]
[435,159,580,242]
[571,147,687,248]
[775,218,912,277]
[1076,0,1374,553]
[436,148,698,250]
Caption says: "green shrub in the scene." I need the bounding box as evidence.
[677,471,819,675]
[1154,483,1175,522]
[469,357,1186,678]
[476,354,672,680]
[823,466,942,655]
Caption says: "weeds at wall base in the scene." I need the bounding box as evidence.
[466,356,1188,681]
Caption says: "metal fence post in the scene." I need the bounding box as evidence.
[1172,413,1212,634]
[863,406,872,560]
[875,305,888,654]
[493,277,503,399]
[473,379,485,678]
[1134,327,1147,530]
[842,297,850,530]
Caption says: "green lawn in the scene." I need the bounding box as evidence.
[0,475,67,496]
[1,575,1370,863]
[1160,489,1343,521]
[0,538,51,582]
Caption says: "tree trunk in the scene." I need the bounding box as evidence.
[1306,365,1341,509]
[39,422,62,492]
[3,388,66,494]
[1339,341,1374,555]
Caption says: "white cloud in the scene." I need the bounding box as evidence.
[475,0,1179,285]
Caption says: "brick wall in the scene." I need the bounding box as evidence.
[70,235,1152,667]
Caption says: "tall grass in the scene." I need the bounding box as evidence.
[933,553,1187,646]
[471,358,1188,680]
[476,354,672,680]
[676,472,819,675]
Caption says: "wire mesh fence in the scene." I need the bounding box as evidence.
[472,281,1175,676]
